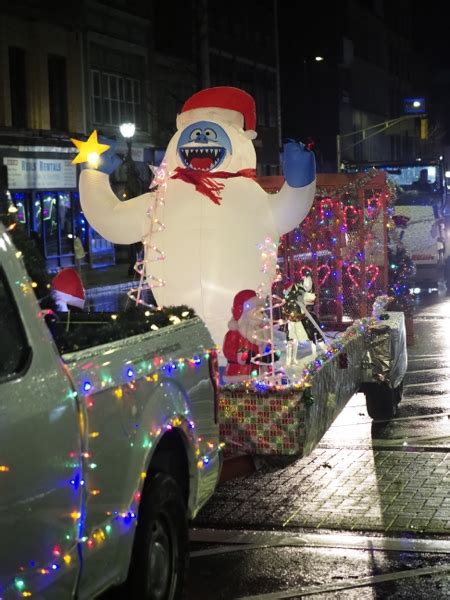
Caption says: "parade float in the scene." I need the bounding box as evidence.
[218,171,408,457]
[74,87,408,462]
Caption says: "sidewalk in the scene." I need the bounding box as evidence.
[195,445,450,535]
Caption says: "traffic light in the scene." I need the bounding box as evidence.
[420,117,429,140]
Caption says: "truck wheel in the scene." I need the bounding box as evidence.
[363,382,398,420]
[128,472,188,600]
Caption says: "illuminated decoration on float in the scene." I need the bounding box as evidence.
[250,237,286,385]
[70,130,110,167]
[278,170,393,326]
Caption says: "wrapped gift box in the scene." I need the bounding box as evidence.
[219,312,406,457]
[219,325,367,457]
[219,390,305,455]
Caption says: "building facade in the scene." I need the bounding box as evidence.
[1,0,282,273]
[150,0,282,175]
[0,3,84,270]
[0,0,155,270]
[279,0,434,172]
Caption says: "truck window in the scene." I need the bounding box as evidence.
[0,269,31,379]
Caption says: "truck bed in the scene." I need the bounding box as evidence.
[49,305,196,354]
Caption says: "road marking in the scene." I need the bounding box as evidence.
[408,354,450,361]
[318,442,450,452]
[371,433,450,445]
[329,412,450,426]
[384,411,450,422]
[407,367,450,375]
[404,380,449,388]
[190,528,450,557]
[402,393,450,402]
[233,564,450,599]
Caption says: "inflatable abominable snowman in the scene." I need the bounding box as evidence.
[78,87,316,345]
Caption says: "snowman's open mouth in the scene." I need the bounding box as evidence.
[179,146,225,171]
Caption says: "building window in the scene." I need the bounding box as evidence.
[91,69,141,127]
[9,47,27,128]
[48,55,68,130]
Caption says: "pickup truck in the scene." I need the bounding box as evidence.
[0,223,221,599]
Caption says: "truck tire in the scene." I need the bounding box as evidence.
[362,382,399,420]
[128,472,188,600]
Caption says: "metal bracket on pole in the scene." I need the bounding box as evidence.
[336,113,424,170]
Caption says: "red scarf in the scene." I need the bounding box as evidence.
[170,166,256,205]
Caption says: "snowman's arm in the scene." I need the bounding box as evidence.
[269,140,316,236]
[269,179,316,236]
[79,169,152,244]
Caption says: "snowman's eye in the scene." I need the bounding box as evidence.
[189,128,202,140]
[204,128,217,140]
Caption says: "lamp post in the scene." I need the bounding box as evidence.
[120,122,143,275]
[120,122,142,199]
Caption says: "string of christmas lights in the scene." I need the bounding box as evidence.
[127,161,168,308]
[280,172,394,325]
[251,237,286,385]
[3,343,222,598]
[222,313,378,395]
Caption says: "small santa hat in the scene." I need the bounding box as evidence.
[228,289,259,331]
[177,86,257,139]
[51,268,85,311]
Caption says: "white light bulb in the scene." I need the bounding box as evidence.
[87,152,99,168]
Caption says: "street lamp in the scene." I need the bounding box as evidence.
[120,122,136,165]
[120,122,143,276]
[119,122,141,199]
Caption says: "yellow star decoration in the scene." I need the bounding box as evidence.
[70,130,110,167]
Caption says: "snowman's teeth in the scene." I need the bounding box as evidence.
[179,146,224,169]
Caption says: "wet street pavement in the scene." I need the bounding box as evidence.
[186,292,450,599]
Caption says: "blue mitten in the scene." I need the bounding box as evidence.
[282,140,316,188]
[96,136,123,175]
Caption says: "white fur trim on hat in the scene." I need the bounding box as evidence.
[53,289,85,311]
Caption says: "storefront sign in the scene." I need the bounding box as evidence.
[3,157,77,189]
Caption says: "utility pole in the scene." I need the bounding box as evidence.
[273,0,282,149]
[336,114,423,171]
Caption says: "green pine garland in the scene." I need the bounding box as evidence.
[50,305,196,354]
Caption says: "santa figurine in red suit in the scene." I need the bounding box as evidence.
[222,289,267,383]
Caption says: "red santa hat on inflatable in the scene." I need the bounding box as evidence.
[177,86,257,140]
[228,289,261,331]
[51,268,86,311]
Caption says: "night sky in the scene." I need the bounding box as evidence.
[412,3,450,69]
